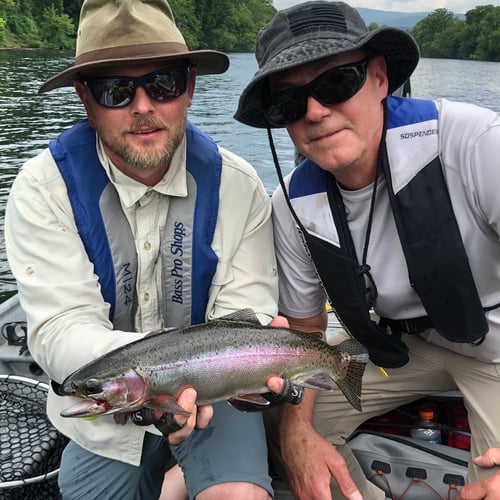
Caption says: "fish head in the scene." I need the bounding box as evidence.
[59,368,148,418]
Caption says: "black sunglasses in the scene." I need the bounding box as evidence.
[265,57,372,127]
[84,67,190,109]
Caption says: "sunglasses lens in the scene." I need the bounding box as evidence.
[265,89,307,127]
[145,68,187,102]
[312,67,364,106]
[88,78,134,108]
[86,68,188,108]
[265,59,368,126]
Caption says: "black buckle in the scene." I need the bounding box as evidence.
[379,316,433,335]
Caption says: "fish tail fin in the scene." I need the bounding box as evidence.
[333,339,370,412]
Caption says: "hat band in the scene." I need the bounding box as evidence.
[75,42,189,65]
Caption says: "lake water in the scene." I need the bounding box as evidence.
[0,50,499,300]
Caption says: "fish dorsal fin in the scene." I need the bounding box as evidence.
[216,308,261,324]
[144,327,179,338]
[311,331,323,341]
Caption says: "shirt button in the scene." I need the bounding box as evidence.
[144,292,150,301]
[144,241,151,250]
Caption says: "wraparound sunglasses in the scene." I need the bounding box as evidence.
[84,67,189,109]
[265,57,372,127]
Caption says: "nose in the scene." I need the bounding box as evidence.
[129,85,155,114]
[304,95,331,122]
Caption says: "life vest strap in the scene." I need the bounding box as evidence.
[379,316,433,335]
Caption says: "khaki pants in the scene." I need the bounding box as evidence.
[266,332,500,499]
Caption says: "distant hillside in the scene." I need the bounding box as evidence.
[357,7,465,30]
[273,2,466,31]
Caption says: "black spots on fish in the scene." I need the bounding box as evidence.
[336,356,366,412]
[335,338,369,360]
[83,378,102,395]
[328,338,368,412]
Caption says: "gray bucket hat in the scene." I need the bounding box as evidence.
[39,0,229,93]
[235,1,419,128]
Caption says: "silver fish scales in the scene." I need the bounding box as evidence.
[56,309,369,418]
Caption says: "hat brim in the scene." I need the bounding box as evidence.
[39,45,229,93]
[235,26,419,128]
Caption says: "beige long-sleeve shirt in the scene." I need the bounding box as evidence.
[5,129,278,465]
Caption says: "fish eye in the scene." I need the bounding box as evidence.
[84,379,102,394]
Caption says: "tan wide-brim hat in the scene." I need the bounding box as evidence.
[39,0,229,93]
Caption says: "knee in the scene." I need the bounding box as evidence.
[196,482,271,500]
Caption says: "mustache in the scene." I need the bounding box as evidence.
[125,118,170,133]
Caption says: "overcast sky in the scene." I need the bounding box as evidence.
[274,0,500,14]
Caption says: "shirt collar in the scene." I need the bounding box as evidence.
[96,134,188,208]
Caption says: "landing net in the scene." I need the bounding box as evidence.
[0,374,68,499]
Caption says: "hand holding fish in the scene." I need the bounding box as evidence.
[457,449,500,500]
[129,387,213,445]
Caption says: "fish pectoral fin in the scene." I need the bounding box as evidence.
[144,395,191,416]
[113,413,130,425]
[231,393,270,405]
[227,394,271,412]
[297,374,336,391]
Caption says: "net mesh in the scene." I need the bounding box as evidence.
[0,374,68,499]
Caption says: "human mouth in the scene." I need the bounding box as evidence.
[130,126,162,136]
[308,129,340,143]
[128,119,166,136]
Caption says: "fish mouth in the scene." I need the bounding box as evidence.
[60,399,120,418]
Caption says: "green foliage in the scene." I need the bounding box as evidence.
[1,0,497,61]
[0,0,276,51]
[411,5,500,61]
[39,5,74,49]
[0,16,6,43]
[151,0,275,52]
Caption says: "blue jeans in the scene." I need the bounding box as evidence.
[58,401,272,499]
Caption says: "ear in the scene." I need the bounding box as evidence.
[74,80,96,128]
[74,80,89,106]
[371,55,389,99]
[185,67,197,108]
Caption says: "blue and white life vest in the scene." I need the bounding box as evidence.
[49,120,221,330]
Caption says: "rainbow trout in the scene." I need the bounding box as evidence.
[55,309,368,418]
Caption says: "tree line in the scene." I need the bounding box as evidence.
[0,0,276,52]
[410,5,500,61]
[0,1,498,62]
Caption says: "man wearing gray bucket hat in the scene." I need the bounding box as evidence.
[236,1,500,499]
[5,1,282,499]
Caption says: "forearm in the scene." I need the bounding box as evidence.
[280,387,318,437]
[5,165,144,381]
[279,309,327,434]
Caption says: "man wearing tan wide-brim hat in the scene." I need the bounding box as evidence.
[6,1,280,499]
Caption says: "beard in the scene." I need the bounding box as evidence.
[96,111,187,172]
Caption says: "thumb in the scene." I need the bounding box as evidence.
[473,450,500,468]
